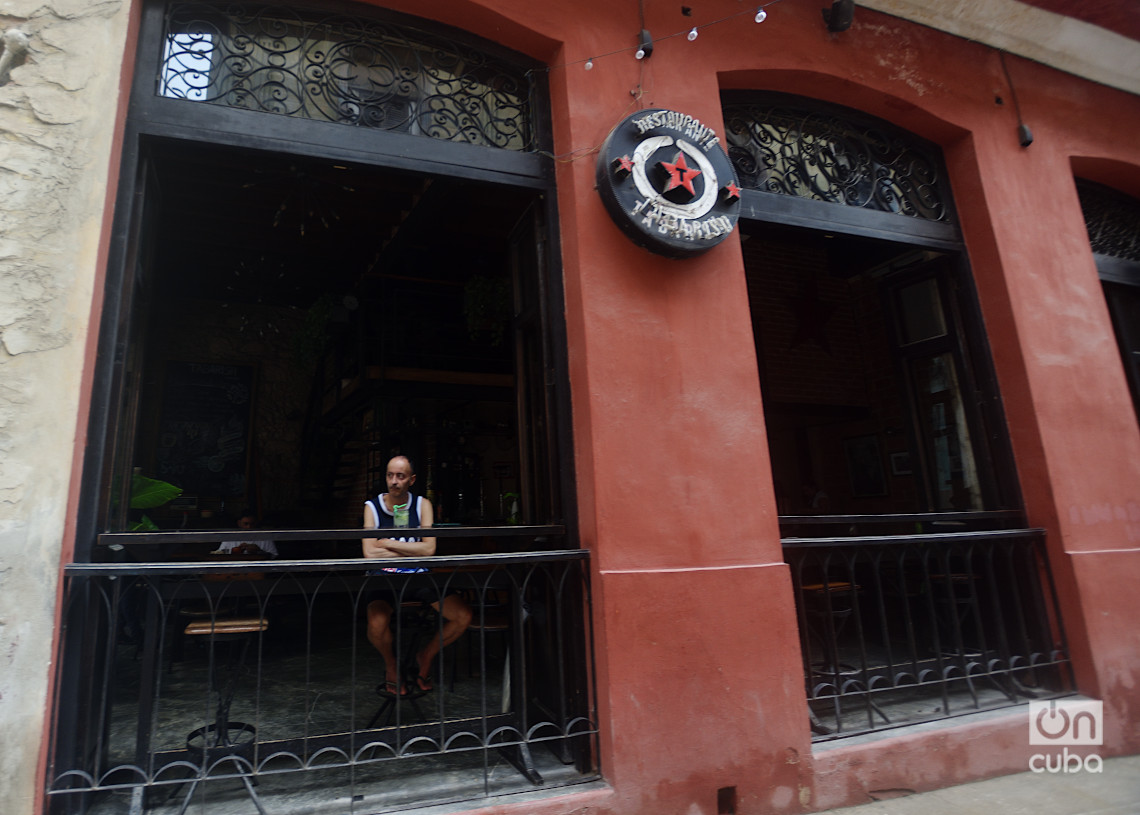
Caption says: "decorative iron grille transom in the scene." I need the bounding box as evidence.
[159,1,536,151]
[723,97,952,223]
[1077,180,1140,263]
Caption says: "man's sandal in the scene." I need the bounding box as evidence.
[379,679,407,697]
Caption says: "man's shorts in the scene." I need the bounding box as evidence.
[364,571,460,609]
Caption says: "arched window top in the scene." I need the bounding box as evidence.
[722,93,953,224]
[158,1,538,151]
[1077,179,1140,263]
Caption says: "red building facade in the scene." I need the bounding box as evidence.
[46,0,1140,813]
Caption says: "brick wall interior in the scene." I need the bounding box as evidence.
[743,231,919,515]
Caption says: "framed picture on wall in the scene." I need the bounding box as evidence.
[890,451,912,476]
[844,434,887,497]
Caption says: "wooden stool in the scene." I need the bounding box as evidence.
[179,615,269,815]
[800,581,889,728]
[801,582,857,676]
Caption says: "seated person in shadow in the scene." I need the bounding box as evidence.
[801,480,831,514]
[363,455,472,695]
[216,509,278,556]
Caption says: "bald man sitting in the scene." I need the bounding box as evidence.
[363,455,472,695]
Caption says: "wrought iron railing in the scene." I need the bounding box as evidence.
[782,521,1072,740]
[722,96,953,223]
[158,1,537,151]
[48,529,596,814]
[1077,178,1140,263]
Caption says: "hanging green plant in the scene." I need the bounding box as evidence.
[129,473,182,531]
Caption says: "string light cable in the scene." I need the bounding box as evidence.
[534,78,646,163]
[527,0,785,163]
[998,49,1033,147]
[550,0,787,74]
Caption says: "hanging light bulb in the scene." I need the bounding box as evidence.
[585,58,594,70]
[635,47,646,59]
[755,8,767,23]
[687,26,699,41]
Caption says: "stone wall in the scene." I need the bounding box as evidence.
[0,0,131,811]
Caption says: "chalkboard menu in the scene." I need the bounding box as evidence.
[155,361,254,497]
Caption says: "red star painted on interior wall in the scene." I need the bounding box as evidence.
[660,151,702,195]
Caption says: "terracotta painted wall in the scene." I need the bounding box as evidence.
[467,0,1140,808]
[32,0,1139,814]
[957,61,1140,749]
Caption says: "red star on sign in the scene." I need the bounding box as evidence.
[722,180,741,202]
[660,150,702,196]
[612,154,634,178]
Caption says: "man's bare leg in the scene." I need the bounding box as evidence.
[366,598,406,695]
[415,594,473,689]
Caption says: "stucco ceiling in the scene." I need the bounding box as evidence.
[858,0,1140,95]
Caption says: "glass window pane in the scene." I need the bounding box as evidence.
[909,353,981,510]
[160,32,215,100]
[159,2,534,150]
[896,278,946,345]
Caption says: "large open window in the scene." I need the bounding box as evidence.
[726,93,1072,740]
[50,4,595,813]
[744,226,1012,519]
[99,139,563,541]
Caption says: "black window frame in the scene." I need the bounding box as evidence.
[724,92,1022,529]
[53,4,594,809]
[727,93,1070,742]
[75,0,573,562]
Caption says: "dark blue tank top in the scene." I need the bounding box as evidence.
[366,494,427,574]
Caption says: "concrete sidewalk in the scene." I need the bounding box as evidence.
[826,753,1140,814]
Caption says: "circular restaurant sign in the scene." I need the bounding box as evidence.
[595,108,741,258]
